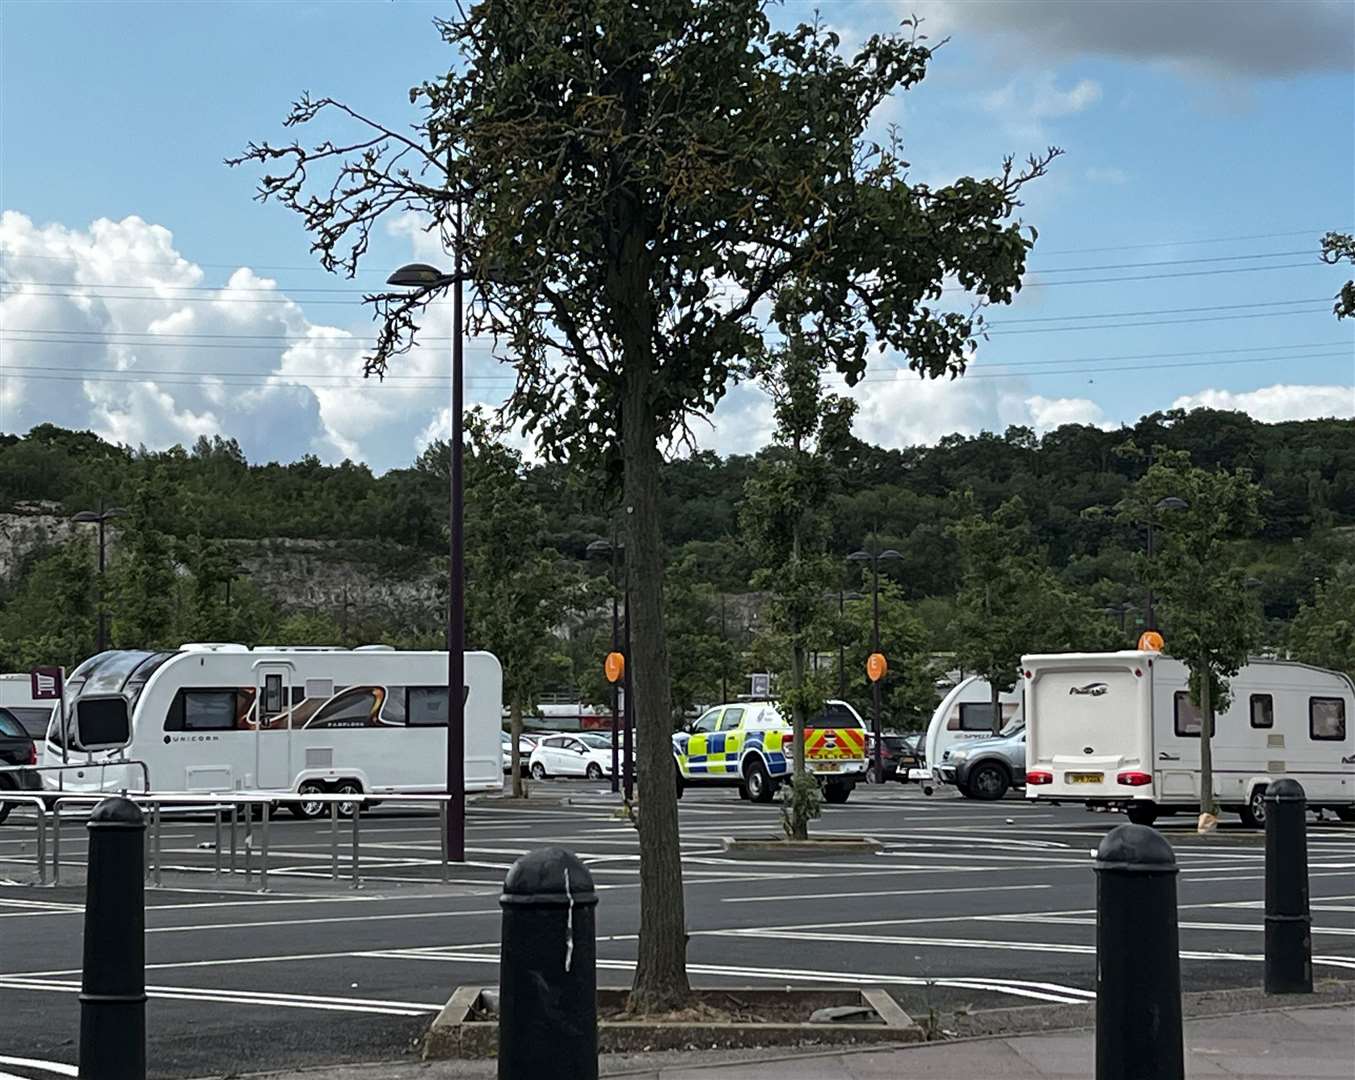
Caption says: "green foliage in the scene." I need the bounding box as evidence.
[1320,230,1355,320]
[664,556,740,722]
[272,611,344,645]
[949,496,1114,704]
[0,542,96,670]
[1287,563,1355,678]
[464,413,580,714]
[110,467,180,650]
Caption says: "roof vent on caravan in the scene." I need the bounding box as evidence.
[354,645,396,652]
[180,643,249,653]
[254,645,343,652]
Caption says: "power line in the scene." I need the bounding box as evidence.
[1036,228,1342,257]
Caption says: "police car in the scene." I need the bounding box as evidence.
[672,699,868,804]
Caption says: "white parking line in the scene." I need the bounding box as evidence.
[0,1057,77,1077]
[723,883,1055,904]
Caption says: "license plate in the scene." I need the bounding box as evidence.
[816,761,841,772]
[1067,772,1103,784]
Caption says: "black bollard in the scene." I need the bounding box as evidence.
[1264,778,1313,994]
[79,797,146,1080]
[498,847,598,1080]
[1094,823,1184,1080]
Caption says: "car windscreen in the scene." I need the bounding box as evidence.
[806,704,863,729]
[999,717,1025,738]
[0,709,28,739]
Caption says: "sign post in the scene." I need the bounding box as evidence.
[866,653,888,780]
[31,666,65,785]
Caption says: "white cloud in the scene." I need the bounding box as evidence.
[0,211,495,467]
[1024,394,1109,431]
[981,72,1102,139]
[1171,384,1355,423]
[907,0,1353,77]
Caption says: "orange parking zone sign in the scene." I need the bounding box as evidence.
[604,651,626,684]
[866,652,887,682]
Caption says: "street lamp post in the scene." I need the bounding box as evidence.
[836,589,865,698]
[72,501,127,653]
[1145,496,1189,631]
[385,212,478,862]
[847,546,902,781]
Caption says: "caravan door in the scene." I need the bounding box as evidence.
[253,662,293,791]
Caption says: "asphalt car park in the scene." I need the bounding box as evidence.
[0,782,1352,1078]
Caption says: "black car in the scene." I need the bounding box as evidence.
[864,732,923,784]
[0,706,42,824]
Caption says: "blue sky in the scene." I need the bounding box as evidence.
[1,0,1352,470]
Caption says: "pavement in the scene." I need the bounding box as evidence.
[1,781,1353,1078]
[176,1004,1355,1078]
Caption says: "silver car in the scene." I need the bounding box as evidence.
[948,719,1026,800]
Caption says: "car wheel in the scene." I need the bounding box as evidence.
[674,762,685,799]
[531,762,547,781]
[334,780,363,818]
[745,760,774,803]
[824,782,852,805]
[968,763,1009,801]
[586,762,604,781]
[865,765,881,785]
[0,801,11,826]
[1240,787,1267,829]
[1126,802,1159,827]
[291,781,327,820]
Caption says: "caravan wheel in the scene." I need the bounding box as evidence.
[334,781,363,818]
[1239,787,1267,830]
[291,782,327,820]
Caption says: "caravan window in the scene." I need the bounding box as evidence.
[1174,692,1203,737]
[164,690,238,732]
[1309,698,1346,741]
[407,687,449,727]
[952,703,996,732]
[1250,694,1274,729]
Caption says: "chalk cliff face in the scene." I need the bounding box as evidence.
[0,505,443,634]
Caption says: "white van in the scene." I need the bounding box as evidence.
[0,673,58,740]
[42,643,503,816]
[1022,650,1355,827]
[913,675,1022,791]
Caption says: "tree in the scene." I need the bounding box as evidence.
[741,339,858,838]
[110,467,180,650]
[464,415,577,796]
[664,555,740,724]
[234,0,1057,1011]
[1124,450,1264,824]
[0,543,96,671]
[836,582,937,732]
[949,495,1114,731]
[1320,231,1354,320]
[1287,563,1355,677]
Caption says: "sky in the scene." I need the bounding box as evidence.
[1,0,1352,471]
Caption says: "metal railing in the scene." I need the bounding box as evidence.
[4,789,456,892]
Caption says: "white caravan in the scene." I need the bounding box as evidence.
[0,673,58,739]
[1022,650,1355,827]
[913,675,1023,790]
[41,643,503,816]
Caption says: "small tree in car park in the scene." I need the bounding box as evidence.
[464,414,578,797]
[741,339,857,839]
[232,0,1058,1012]
[1125,450,1264,832]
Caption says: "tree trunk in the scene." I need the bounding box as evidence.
[510,698,524,799]
[622,371,691,1014]
[1198,668,1216,816]
[990,680,1002,735]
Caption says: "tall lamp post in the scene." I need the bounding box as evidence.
[1145,496,1189,631]
[847,546,902,780]
[586,536,629,795]
[386,215,483,862]
[72,501,126,653]
[836,589,865,698]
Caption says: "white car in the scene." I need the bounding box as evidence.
[501,731,537,776]
[528,734,614,780]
